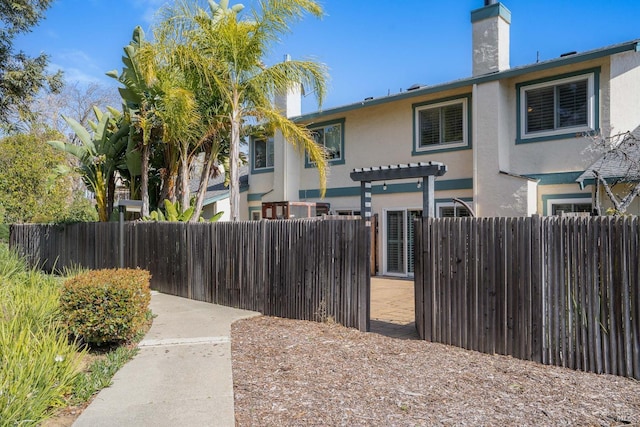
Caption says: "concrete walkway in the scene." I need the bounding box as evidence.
[74,277,416,426]
[73,292,259,427]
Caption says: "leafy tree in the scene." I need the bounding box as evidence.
[0,0,62,128]
[0,131,74,223]
[107,27,161,218]
[582,130,640,215]
[24,81,121,142]
[164,0,329,221]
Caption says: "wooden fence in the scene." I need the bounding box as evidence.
[414,215,640,379]
[10,220,370,331]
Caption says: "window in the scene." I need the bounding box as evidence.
[252,137,274,172]
[413,95,470,154]
[518,70,598,143]
[436,201,472,218]
[543,196,592,216]
[551,202,592,216]
[439,205,472,218]
[306,118,345,167]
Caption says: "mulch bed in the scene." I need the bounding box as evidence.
[232,316,640,426]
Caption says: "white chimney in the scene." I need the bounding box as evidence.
[471,1,511,76]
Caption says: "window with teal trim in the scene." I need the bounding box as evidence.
[313,123,341,160]
[252,137,274,172]
[518,70,597,143]
[413,95,470,154]
[306,118,345,167]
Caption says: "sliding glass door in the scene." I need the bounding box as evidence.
[385,209,422,276]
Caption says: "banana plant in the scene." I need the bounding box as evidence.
[144,199,223,222]
[48,108,130,221]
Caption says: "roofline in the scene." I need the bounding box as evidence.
[294,39,639,123]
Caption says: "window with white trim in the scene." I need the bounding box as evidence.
[547,198,592,216]
[252,137,274,171]
[436,201,472,218]
[519,72,595,140]
[415,98,468,152]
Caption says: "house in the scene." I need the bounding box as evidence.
[576,126,640,214]
[195,165,249,221]
[244,0,640,276]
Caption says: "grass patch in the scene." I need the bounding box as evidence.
[72,345,139,403]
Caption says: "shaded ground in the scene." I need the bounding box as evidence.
[232,316,640,426]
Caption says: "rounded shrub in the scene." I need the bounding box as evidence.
[60,269,151,345]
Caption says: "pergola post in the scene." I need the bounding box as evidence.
[360,181,372,226]
[422,175,435,218]
[350,162,447,334]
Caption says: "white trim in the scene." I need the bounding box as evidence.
[546,197,592,216]
[435,201,472,218]
[414,98,468,152]
[519,72,596,140]
[382,207,422,277]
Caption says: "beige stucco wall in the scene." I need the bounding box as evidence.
[609,50,640,136]
[507,58,609,175]
[297,88,474,193]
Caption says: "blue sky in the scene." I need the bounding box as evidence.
[15,0,640,114]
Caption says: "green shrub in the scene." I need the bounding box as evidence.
[60,269,151,345]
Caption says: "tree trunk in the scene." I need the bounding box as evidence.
[191,145,215,222]
[107,172,116,219]
[230,114,241,221]
[160,145,179,205]
[179,143,190,211]
[141,142,150,217]
[229,94,241,221]
[94,169,108,222]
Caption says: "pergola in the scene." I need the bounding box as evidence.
[350,161,448,226]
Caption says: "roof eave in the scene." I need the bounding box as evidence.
[293,40,639,123]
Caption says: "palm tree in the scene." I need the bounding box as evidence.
[165,0,329,221]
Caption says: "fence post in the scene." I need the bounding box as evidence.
[531,214,543,363]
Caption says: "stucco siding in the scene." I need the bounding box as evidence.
[610,50,640,136]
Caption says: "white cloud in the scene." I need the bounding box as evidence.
[48,62,103,85]
[58,49,98,68]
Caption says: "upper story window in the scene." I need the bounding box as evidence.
[517,69,599,144]
[251,137,274,173]
[413,95,471,155]
[305,118,345,167]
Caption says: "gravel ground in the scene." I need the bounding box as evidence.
[232,316,640,426]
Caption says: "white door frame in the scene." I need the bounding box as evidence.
[382,207,422,277]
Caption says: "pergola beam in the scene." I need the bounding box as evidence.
[350,161,447,182]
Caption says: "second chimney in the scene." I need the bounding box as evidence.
[471,1,511,76]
